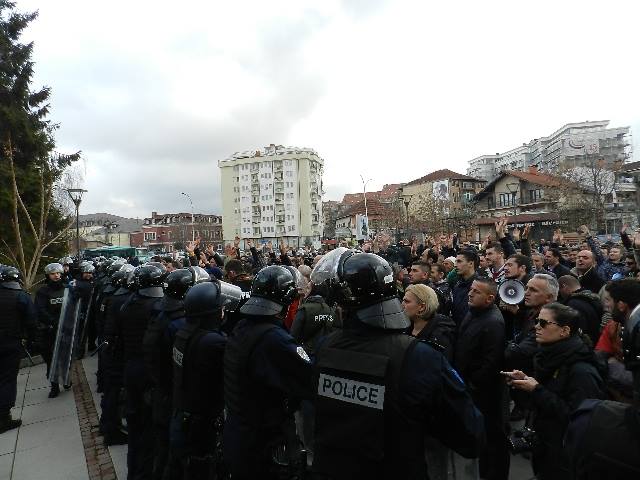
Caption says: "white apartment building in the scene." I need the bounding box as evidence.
[467,120,632,181]
[219,144,324,246]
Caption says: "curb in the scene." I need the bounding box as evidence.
[71,360,118,480]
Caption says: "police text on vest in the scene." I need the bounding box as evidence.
[318,373,385,410]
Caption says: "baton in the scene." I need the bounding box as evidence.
[90,341,108,357]
[22,342,35,366]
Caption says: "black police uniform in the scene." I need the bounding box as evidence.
[223,266,315,480]
[309,249,485,480]
[290,294,336,358]
[73,276,95,358]
[100,281,131,445]
[170,281,234,480]
[34,279,65,378]
[0,275,36,432]
[143,295,185,480]
[117,265,165,479]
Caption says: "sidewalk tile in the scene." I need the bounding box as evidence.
[20,398,76,426]
[23,387,74,408]
[12,442,88,480]
[0,427,18,456]
[0,452,13,479]
[15,415,81,453]
[25,371,51,392]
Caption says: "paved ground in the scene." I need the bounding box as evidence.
[0,357,535,480]
[0,363,88,480]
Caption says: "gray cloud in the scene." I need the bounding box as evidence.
[41,8,330,218]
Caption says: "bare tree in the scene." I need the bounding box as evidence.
[554,158,620,231]
[1,141,80,290]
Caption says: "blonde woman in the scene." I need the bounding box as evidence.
[402,284,456,361]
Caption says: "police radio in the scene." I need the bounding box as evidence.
[498,279,525,305]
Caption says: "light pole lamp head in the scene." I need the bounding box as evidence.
[403,194,413,209]
[66,188,87,208]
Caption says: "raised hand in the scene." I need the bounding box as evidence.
[246,238,253,249]
[633,231,640,248]
[234,236,241,248]
[522,225,531,240]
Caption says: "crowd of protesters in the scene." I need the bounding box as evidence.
[1,217,640,480]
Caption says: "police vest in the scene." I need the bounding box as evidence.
[44,285,65,316]
[120,295,160,360]
[297,300,335,355]
[574,400,640,479]
[0,287,21,337]
[313,328,424,479]
[173,325,225,418]
[223,320,278,426]
[143,306,184,393]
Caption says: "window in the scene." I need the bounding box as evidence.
[529,189,542,203]
[144,232,156,241]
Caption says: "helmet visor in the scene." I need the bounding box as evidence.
[310,247,349,285]
[218,280,243,310]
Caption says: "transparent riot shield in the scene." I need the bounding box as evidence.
[48,288,82,386]
[76,285,96,358]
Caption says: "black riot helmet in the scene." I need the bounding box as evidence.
[107,259,126,276]
[623,304,640,371]
[111,264,135,288]
[311,247,409,330]
[0,266,23,290]
[133,263,166,298]
[184,280,243,328]
[240,265,297,316]
[164,269,193,300]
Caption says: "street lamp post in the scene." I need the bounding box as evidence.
[181,192,195,242]
[403,194,413,240]
[66,188,87,264]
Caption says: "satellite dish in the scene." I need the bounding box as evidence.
[498,279,525,305]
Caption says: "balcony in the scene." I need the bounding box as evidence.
[614,182,637,193]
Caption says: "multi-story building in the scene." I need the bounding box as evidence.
[467,120,632,181]
[401,169,486,214]
[604,161,640,232]
[77,214,143,249]
[472,167,580,239]
[334,199,393,239]
[219,144,324,246]
[129,211,223,252]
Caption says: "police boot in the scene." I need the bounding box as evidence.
[104,429,128,446]
[63,382,72,390]
[0,414,22,434]
[48,382,60,398]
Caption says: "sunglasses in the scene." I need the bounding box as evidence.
[535,318,560,328]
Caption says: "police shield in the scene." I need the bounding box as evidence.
[48,288,82,385]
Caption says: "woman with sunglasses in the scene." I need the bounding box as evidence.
[502,302,606,480]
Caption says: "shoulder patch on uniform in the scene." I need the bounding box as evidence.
[318,373,385,410]
[296,346,311,362]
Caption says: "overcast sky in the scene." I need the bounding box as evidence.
[16,0,640,218]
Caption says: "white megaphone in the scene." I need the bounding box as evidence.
[498,279,525,305]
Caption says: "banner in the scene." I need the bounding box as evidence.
[355,214,369,240]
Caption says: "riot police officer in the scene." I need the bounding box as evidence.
[100,266,134,446]
[35,263,66,398]
[142,266,207,480]
[309,248,485,480]
[74,261,96,359]
[169,280,242,479]
[117,263,166,478]
[223,265,315,479]
[0,266,36,433]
